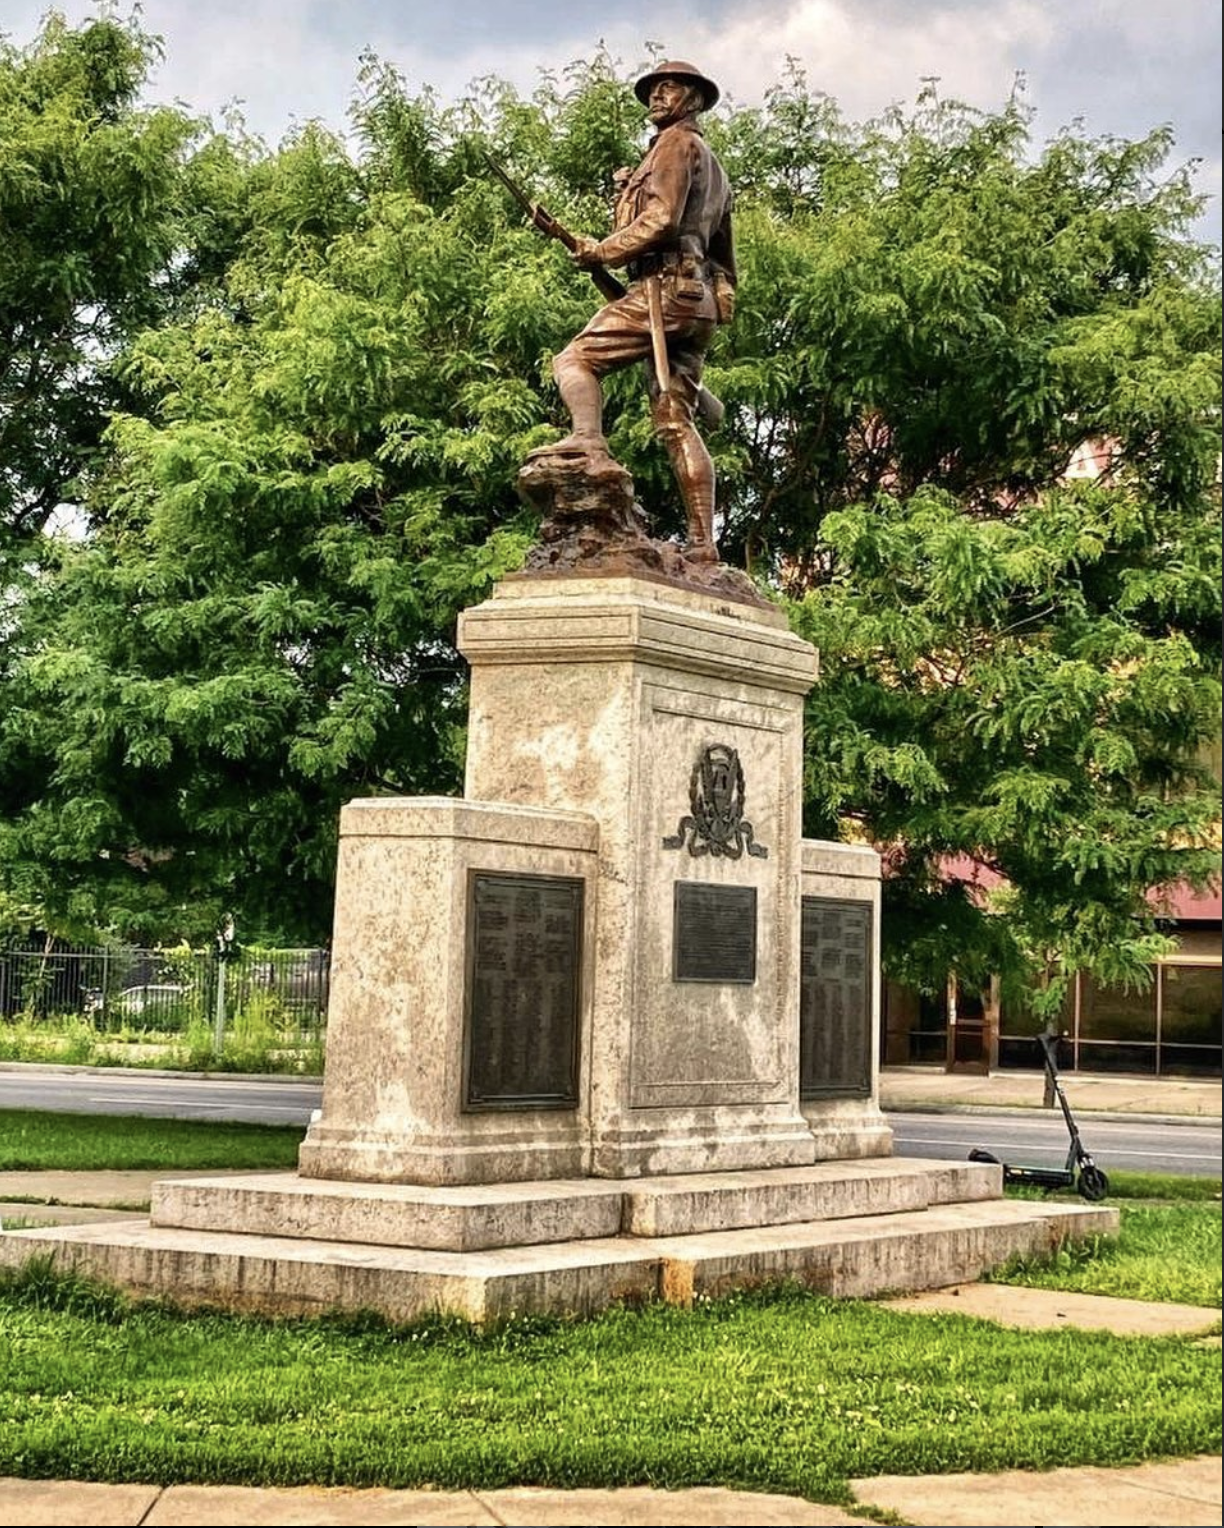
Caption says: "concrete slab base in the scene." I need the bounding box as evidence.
[880,1281,1222,1337]
[0,1157,1118,1325]
[147,1156,1000,1250]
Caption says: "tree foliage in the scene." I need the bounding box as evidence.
[0,18,1218,1006]
[0,10,212,558]
[792,483,1220,1008]
[0,7,250,937]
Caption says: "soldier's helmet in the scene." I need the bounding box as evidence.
[634,61,720,110]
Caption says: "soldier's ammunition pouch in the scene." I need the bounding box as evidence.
[671,272,707,302]
[627,243,734,324]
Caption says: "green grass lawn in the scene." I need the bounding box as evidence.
[0,1108,304,1173]
[983,1199,1222,1306]
[0,1109,1219,1497]
[0,1264,1219,1501]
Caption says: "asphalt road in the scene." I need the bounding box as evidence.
[889,1108,1222,1180]
[0,1068,319,1127]
[0,1068,1219,1177]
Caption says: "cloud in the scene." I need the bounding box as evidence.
[3,0,1217,241]
[137,0,362,138]
[682,0,1052,117]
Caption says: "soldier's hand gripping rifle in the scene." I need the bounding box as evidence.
[485,155,725,428]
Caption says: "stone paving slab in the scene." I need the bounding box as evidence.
[879,1281,1222,1337]
[0,1480,163,1526]
[849,1454,1224,1526]
[4,1468,1221,1527]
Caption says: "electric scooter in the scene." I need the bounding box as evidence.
[969,1029,1110,1201]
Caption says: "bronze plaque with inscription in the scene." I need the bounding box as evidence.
[463,872,582,1110]
[799,896,872,1097]
[673,882,757,983]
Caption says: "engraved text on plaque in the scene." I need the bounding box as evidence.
[463,872,582,1110]
[673,882,757,984]
[799,896,872,1097]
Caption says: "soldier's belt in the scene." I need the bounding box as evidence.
[628,249,709,281]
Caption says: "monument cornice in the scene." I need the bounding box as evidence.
[458,576,819,695]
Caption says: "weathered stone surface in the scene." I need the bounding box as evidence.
[295,798,599,1186]
[152,1172,625,1251]
[619,1157,997,1237]
[0,1189,1120,1324]
[458,576,821,1178]
[149,1159,1001,1251]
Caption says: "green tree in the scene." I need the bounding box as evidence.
[0,49,556,942]
[792,484,1221,1011]
[0,9,217,560]
[726,71,1222,1007]
[0,8,257,937]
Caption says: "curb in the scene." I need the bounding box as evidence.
[881,1100,1224,1127]
[0,1061,320,1085]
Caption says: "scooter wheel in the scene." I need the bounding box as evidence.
[1077,1165,1110,1202]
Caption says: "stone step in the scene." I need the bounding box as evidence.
[0,1195,1119,1325]
[151,1171,625,1251]
[148,1158,1001,1251]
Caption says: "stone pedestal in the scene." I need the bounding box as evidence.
[297,798,598,1185]
[458,574,822,1177]
[296,572,892,1186]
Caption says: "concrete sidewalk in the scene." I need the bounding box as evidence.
[878,1064,1222,1119]
[1,1446,1221,1526]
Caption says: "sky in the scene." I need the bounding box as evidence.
[3,0,1221,246]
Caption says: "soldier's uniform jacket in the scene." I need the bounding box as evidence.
[593,119,735,306]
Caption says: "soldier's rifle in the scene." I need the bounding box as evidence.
[485,155,724,428]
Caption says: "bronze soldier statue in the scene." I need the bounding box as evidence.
[551,60,736,565]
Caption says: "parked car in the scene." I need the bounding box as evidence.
[115,983,191,1017]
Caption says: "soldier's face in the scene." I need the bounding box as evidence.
[648,79,698,125]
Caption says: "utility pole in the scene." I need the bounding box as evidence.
[1041,1020,1059,1108]
[213,915,235,1057]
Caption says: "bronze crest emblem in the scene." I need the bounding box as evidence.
[662,743,768,859]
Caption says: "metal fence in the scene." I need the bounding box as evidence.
[0,940,329,1041]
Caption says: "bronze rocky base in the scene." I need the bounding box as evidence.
[515,442,770,609]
